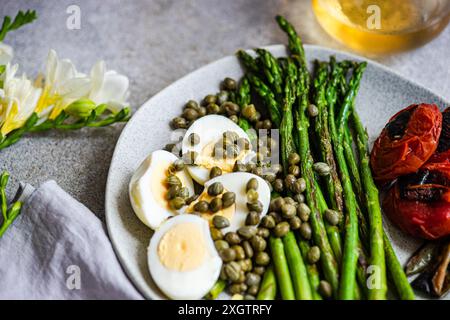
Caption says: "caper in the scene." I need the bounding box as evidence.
[210,166,222,179]
[242,104,257,121]
[296,178,307,193]
[185,194,199,205]
[233,162,247,172]
[225,232,241,245]
[255,252,270,266]
[319,281,333,299]
[293,193,305,204]
[297,203,311,222]
[185,100,199,111]
[242,241,254,258]
[223,77,237,91]
[300,222,312,240]
[260,215,276,229]
[210,227,223,241]
[324,209,341,226]
[288,165,300,177]
[171,159,185,172]
[246,272,261,287]
[209,197,223,213]
[232,245,246,260]
[229,284,242,294]
[177,187,190,199]
[237,226,257,240]
[166,174,182,187]
[220,265,228,281]
[269,211,283,224]
[247,201,263,213]
[253,266,265,276]
[188,132,200,146]
[208,182,224,196]
[262,119,272,130]
[288,152,301,165]
[247,285,259,296]
[251,235,267,252]
[220,247,236,262]
[194,201,209,213]
[245,211,260,226]
[164,143,176,152]
[289,216,302,230]
[246,178,259,191]
[171,116,188,129]
[270,197,285,212]
[203,94,217,106]
[217,91,229,105]
[253,111,261,122]
[251,166,263,177]
[281,204,296,219]
[255,121,264,130]
[291,180,304,194]
[229,114,239,123]
[246,189,259,203]
[182,151,198,165]
[239,283,248,291]
[308,103,319,117]
[222,102,240,116]
[271,163,283,175]
[169,197,185,210]
[198,106,207,117]
[313,162,331,176]
[213,215,230,229]
[284,174,297,190]
[237,137,251,151]
[215,240,229,251]
[166,185,180,200]
[223,130,240,143]
[284,196,296,205]
[244,294,256,300]
[206,103,220,114]
[239,258,252,272]
[263,172,276,184]
[307,246,321,264]
[274,221,290,238]
[183,107,199,121]
[224,261,241,282]
[257,227,270,238]
[222,191,236,208]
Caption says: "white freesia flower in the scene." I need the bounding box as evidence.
[89,60,129,113]
[0,63,42,136]
[0,42,13,65]
[36,49,91,119]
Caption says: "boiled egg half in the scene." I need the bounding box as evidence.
[148,214,222,300]
[181,115,253,185]
[129,150,195,230]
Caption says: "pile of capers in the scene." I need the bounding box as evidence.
[212,131,250,160]
[165,160,195,210]
[209,178,271,300]
[192,181,236,214]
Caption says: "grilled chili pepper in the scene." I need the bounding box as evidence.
[371,104,442,185]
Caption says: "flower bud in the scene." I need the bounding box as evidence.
[65,99,97,118]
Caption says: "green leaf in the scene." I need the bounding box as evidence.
[0,10,37,41]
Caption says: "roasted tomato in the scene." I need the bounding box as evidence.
[371,104,442,185]
[383,108,450,240]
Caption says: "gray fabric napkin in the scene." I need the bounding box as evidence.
[0,180,143,300]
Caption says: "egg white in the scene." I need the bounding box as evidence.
[129,150,195,230]
[148,214,222,300]
[181,115,253,185]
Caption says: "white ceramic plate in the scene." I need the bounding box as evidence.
[105,44,449,300]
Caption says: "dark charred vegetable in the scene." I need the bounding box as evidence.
[371,104,442,185]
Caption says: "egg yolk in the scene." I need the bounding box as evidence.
[157,222,207,271]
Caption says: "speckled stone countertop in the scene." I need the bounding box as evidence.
[1,0,449,219]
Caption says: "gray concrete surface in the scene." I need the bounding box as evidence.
[1,0,449,219]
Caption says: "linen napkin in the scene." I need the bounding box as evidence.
[0,180,143,300]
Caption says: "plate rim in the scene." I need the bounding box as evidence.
[105,43,450,299]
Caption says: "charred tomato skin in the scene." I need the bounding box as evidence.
[371,104,442,185]
[383,182,450,240]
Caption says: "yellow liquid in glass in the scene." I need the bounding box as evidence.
[312,0,450,55]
